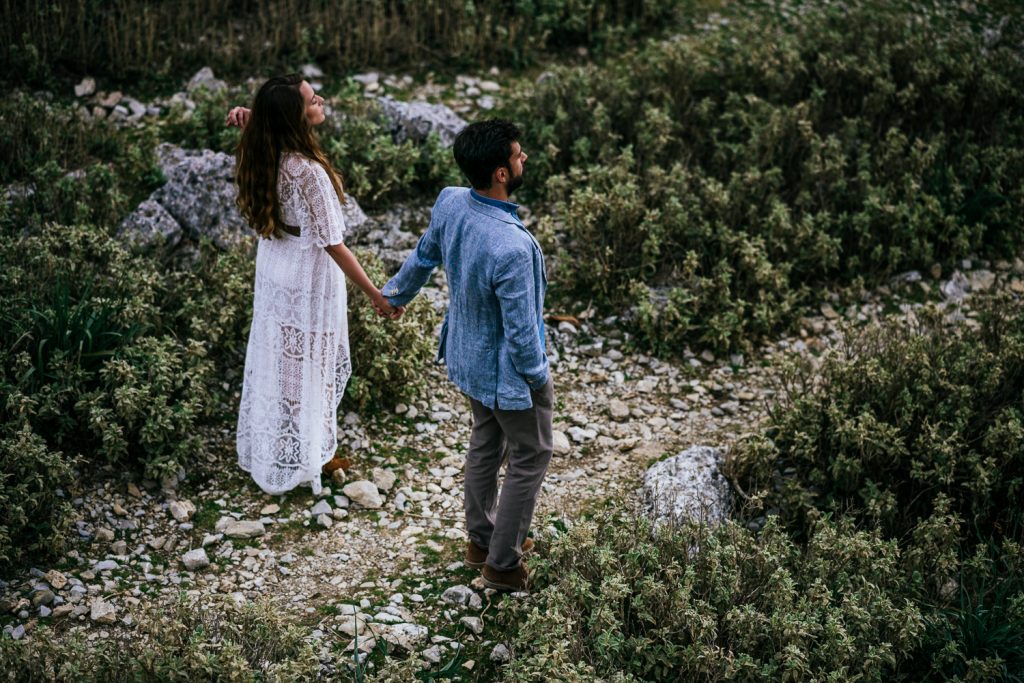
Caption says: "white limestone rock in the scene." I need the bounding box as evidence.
[343,481,384,509]
[168,499,196,523]
[89,600,117,624]
[641,445,732,529]
[223,520,266,539]
[373,467,398,493]
[552,430,571,455]
[186,66,227,93]
[376,96,467,147]
[181,548,210,571]
[441,585,482,610]
[117,199,182,251]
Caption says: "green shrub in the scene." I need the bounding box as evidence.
[916,540,1024,680]
[0,92,162,235]
[539,151,800,354]
[0,593,470,681]
[162,245,256,384]
[497,513,925,681]
[726,295,1024,678]
[727,297,1024,551]
[158,86,244,154]
[0,427,76,571]
[0,596,322,682]
[321,94,463,210]
[509,0,1024,351]
[345,249,439,413]
[0,225,214,480]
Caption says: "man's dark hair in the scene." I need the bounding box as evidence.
[452,119,521,190]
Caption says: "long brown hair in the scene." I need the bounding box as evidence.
[235,74,346,239]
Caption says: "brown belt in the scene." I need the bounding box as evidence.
[281,224,300,237]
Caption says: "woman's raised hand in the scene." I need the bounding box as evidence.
[225,106,251,128]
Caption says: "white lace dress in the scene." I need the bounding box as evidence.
[237,153,351,495]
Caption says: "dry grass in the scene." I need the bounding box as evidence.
[2,0,703,85]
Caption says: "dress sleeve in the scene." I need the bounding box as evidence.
[294,158,346,248]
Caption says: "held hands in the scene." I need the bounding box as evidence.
[225,106,251,128]
[371,291,405,320]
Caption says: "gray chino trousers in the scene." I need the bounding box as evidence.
[464,379,554,572]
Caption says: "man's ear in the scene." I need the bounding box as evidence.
[494,166,507,185]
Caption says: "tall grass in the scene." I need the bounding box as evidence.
[2,0,709,87]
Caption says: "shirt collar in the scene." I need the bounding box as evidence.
[470,189,520,218]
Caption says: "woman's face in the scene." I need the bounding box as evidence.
[300,80,325,126]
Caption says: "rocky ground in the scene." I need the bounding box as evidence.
[3,248,1021,677]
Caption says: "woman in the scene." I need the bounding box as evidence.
[233,74,395,495]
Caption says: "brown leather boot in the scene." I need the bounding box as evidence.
[482,563,529,592]
[322,456,350,474]
[465,538,534,569]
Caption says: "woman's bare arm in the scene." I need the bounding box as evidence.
[325,243,402,318]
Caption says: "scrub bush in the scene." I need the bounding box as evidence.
[497,514,926,682]
[320,94,463,210]
[0,428,75,571]
[727,297,1024,552]
[345,249,440,413]
[512,0,1024,351]
[0,597,322,682]
[0,227,214,481]
[725,296,1024,678]
[0,93,162,235]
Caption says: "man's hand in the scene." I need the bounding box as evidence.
[373,302,406,320]
[371,292,405,320]
[225,106,251,128]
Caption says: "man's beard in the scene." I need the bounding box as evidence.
[506,171,524,195]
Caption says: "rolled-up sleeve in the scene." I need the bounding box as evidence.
[493,247,549,389]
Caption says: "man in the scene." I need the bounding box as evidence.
[383,120,552,592]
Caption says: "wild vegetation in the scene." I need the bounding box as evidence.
[0,597,324,681]
[507,0,1024,352]
[495,298,1024,681]
[0,92,440,571]
[2,0,710,90]
[1,0,1022,680]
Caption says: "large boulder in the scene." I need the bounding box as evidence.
[151,143,249,250]
[641,446,732,529]
[118,143,370,254]
[376,96,466,148]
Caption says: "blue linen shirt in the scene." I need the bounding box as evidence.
[469,190,546,348]
[382,186,549,410]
